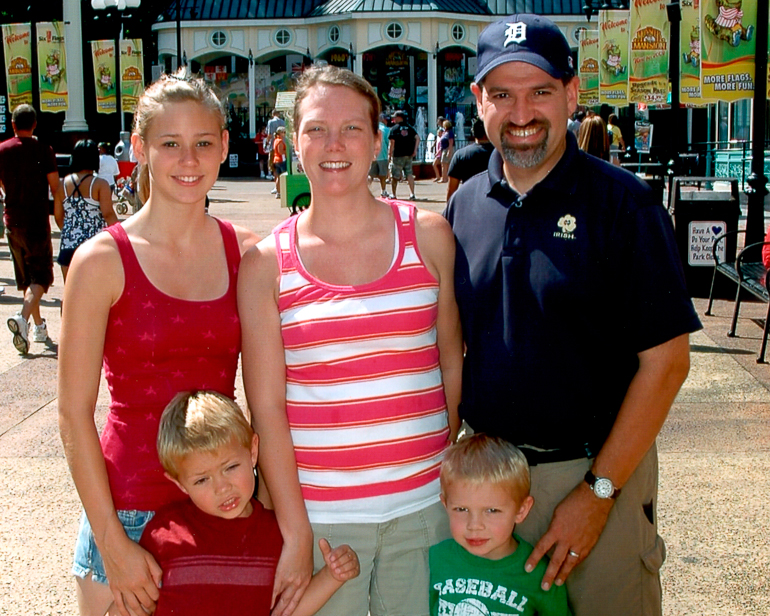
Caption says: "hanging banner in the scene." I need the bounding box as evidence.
[629,0,670,105]
[578,30,600,106]
[36,22,68,112]
[2,24,33,109]
[701,0,757,101]
[599,10,631,105]
[91,40,117,114]
[120,39,144,114]
[681,0,706,104]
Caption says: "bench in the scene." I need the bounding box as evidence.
[705,230,770,363]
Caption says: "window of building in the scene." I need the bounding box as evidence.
[275,29,292,47]
[451,24,465,43]
[729,99,751,142]
[329,25,340,44]
[210,31,227,48]
[385,22,403,41]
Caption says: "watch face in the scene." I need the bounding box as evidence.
[593,477,615,499]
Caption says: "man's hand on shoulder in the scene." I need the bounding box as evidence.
[525,481,613,591]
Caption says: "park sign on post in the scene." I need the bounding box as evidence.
[629,0,670,104]
[680,0,706,104]
[120,39,144,114]
[578,30,600,106]
[91,41,117,114]
[599,10,631,105]
[36,22,68,113]
[701,0,757,101]
[2,24,33,110]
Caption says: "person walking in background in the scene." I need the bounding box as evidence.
[54,139,118,282]
[437,120,455,183]
[607,114,625,165]
[97,143,120,195]
[432,116,445,182]
[445,118,494,201]
[577,115,610,161]
[445,14,700,616]
[272,126,287,199]
[0,104,61,353]
[387,110,420,200]
[255,123,269,179]
[369,113,391,198]
[58,69,257,616]
[266,109,285,181]
[239,65,462,616]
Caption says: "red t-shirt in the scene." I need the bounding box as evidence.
[0,136,57,231]
[140,498,283,616]
[101,219,242,511]
[763,225,770,270]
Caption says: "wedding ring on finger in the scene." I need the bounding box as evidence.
[568,550,580,558]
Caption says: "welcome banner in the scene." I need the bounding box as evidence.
[629,0,670,105]
[701,0,757,101]
[2,24,33,109]
[120,39,144,114]
[91,40,117,114]
[680,0,705,104]
[578,30,600,106]
[599,10,631,105]
[36,22,68,112]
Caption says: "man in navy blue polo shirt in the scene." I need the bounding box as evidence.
[444,14,701,616]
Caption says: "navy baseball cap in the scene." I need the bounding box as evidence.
[475,14,575,83]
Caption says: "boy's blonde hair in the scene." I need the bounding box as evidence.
[440,433,530,497]
[157,390,254,478]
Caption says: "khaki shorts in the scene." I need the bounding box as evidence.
[311,501,449,616]
[389,156,414,180]
[7,227,54,292]
[516,445,664,616]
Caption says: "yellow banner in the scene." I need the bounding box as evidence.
[578,30,600,106]
[629,0,670,105]
[91,40,117,114]
[120,39,144,114]
[2,24,33,110]
[701,0,757,101]
[599,10,631,105]
[680,0,707,104]
[36,22,68,113]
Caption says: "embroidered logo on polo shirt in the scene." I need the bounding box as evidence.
[554,214,577,240]
[504,23,527,46]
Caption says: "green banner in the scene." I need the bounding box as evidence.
[578,30,600,106]
[701,0,757,101]
[36,22,68,113]
[629,0,670,105]
[680,0,707,104]
[2,24,33,110]
[599,10,631,105]
[91,40,117,114]
[120,39,144,114]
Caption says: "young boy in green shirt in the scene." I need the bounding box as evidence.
[430,434,572,616]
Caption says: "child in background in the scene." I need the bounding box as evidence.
[111,390,359,616]
[272,126,287,199]
[431,434,572,616]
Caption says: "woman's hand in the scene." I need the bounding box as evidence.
[270,538,314,616]
[102,532,162,616]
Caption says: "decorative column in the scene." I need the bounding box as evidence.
[62,0,88,131]
[248,49,255,138]
[427,46,438,141]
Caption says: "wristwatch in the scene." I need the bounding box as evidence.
[584,470,620,499]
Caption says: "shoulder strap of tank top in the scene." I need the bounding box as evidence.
[70,173,93,200]
[388,200,417,246]
[272,215,298,274]
[213,217,241,286]
[105,223,142,277]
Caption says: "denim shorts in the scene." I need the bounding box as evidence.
[72,509,155,585]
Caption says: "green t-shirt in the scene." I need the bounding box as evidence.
[429,536,572,616]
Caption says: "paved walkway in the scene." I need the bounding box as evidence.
[0,178,768,615]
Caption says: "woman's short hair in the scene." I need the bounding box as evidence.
[70,139,100,172]
[157,390,254,479]
[440,433,530,498]
[293,65,381,135]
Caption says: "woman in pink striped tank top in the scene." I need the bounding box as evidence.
[239,66,463,616]
[58,70,258,616]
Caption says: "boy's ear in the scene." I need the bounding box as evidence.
[164,471,189,495]
[250,433,259,467]
[515,494,535,525]
[439,492,447,508]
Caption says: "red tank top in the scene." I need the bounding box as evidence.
[101,218,242,511]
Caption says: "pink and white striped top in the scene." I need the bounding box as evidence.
[274,201,449,524]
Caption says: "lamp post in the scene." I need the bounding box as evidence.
[91,0,142,132]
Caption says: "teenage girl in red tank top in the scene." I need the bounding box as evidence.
[58,69,258,616]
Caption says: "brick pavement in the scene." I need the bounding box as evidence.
[0,177,768,615]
